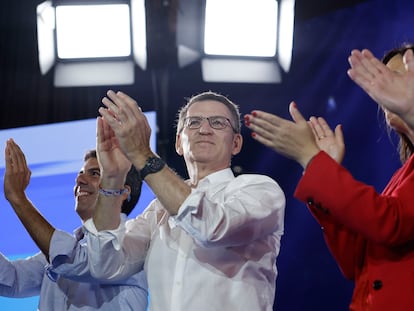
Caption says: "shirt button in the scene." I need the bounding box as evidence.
[372,280,382,290]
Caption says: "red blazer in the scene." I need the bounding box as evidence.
[295,151,414,311]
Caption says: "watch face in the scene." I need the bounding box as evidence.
[140,156,165,179]
[148,157,164,171]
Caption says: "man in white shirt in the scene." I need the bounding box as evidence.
[2,142,148,310]
[86,90,286,310]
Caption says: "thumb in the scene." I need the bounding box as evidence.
[403,49,414,73]
[289,101,306,124]
[334,124,344,143]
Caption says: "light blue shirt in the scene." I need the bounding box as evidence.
[0,226,148,311]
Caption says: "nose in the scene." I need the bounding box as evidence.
[75,173,87,185]
[198,119,213,133]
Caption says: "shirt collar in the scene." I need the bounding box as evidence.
[197,168,235,189]
[73,226,85,241]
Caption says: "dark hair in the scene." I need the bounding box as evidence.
[83,150,142,216]
[123,165,142,216]
[176,91,241,134]
[84,149,97,162]
[381,43,414,163]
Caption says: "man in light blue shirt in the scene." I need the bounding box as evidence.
[1,141,147,310]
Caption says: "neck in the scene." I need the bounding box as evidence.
[186,162,229,187]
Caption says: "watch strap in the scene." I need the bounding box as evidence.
[139,156,165,180]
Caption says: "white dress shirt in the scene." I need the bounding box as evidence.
[85,168,285,311]
[0,227,148,310]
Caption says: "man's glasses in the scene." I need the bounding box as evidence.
[182,116,236,132]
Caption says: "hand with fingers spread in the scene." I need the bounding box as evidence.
[347,47,414,128]
[99,90,153,168]
[4,138,31,205]
[308,116,345,164]
[244,102,320,169]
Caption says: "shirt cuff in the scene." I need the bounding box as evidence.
[49,229,77,261]
[0,253,14,286]
[83,214,128,251]
[173,188,203,223]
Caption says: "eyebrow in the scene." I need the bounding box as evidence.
[79,166,100,174]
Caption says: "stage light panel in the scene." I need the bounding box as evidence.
[177,0,294,84]
[278,0,295,72]
[36,0,147,87]
[203,0,278,57]
[55,4,131,59]
[36,0,55,75]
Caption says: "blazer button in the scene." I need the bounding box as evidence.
[372,280,382,290]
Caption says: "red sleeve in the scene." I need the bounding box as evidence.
[294,151,414,246]
[307,208,365,280]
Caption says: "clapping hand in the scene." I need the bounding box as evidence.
[308,116,345,164]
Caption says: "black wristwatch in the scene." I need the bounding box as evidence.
[139,156,165,180]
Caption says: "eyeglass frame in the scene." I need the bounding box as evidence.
[180,115,237,133]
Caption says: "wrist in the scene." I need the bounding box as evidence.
[133,151,156,170]
[99,174,127,189]
[139,155,166,180]
[300,149,320,170]
[7,194,30,208]
[98,185,128,197]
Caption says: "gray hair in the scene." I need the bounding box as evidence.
[176,91,241,134]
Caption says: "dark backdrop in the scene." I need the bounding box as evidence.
[1,0,414,310]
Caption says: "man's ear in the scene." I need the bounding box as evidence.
[175,134,184,156]
[124,185,132,202]
[232,133,243,156]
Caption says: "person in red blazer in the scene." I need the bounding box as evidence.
[243,43,414,311]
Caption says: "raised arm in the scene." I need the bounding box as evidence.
[4,139,55,258]
[347,48,414,128]
[97,90,190,219]
[92,116,132,230]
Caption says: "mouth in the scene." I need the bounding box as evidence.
[196,140,214,145]
[76,190,93,198]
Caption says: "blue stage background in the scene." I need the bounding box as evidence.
[2,1,414,310]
